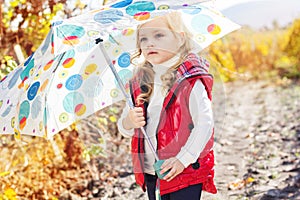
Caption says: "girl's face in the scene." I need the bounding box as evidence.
[138,18,183,65]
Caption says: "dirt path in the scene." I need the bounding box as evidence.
[77,80,300,200]
[2,80,299,199]
[204,80,300,200]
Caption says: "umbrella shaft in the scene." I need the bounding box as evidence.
[97,39,159,161]
[140,127,159,161]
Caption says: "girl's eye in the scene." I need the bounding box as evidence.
[155,33,164,38]
[140,37,147,42]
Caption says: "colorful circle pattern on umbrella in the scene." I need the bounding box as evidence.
[34,70,41,80]
[59,70,69,79]
[208,24,221,35]
[110,88,119,98]
[182,7,201,15]
[27,82,40,101]
[44,60,54,71]
[115,69,133,90]
[20,58,34,81]
[61,49,76,68]
[157,5,170,10]
[11,117,15,128]
[59,112,69,123]
[83,63,97,79]
[76,41,96,53]
[31,96,42,119]
[194,34,206,43]
[8,67,23,89]
[112,47,122,57]
[39,121,43,132]
[87,30,100,37]
[82,76,103,98]
[57,83,63,89]
[65,74,83,91]
[62,58,75,69]
[57,25,85,45]
[1,104,11,118]
[118,52,131,68]
[126,1,155,17]
[19,100,30,130]
[191,14,222,36]
[40,79,49,93]
[110,0,132,8]
[63,92,86,116]
[94,9,124,24]
[122,28,135,36]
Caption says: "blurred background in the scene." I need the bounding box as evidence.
[0,0,299,199]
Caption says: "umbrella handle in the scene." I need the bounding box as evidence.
[96,38,159,161]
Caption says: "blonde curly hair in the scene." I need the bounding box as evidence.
[131,11,193,104]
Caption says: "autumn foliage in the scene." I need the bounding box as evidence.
[207,19,300,81]
[0,1,300,199]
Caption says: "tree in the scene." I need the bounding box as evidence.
[0,0,95,65]
[284,19,300,61]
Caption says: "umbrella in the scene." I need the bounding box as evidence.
[0,0,240,158]
[51,1,240,161]
[52,0,239,55]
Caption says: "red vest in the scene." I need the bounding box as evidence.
[129,54,217,195]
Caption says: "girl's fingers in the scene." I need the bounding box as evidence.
[160,158,185,181]
[134,107,144,113]
[160,160,173,173]
[163,167,177,182]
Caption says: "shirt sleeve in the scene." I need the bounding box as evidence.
[176,80,214,168]
[117,103,134,138]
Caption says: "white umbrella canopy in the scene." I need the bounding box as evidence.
[0,0,240,140]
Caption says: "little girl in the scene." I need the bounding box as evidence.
[117,12,217,200]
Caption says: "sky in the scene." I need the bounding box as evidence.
[215,0,257,10]
[215,0,300,29]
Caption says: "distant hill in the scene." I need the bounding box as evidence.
[222,0,300,29]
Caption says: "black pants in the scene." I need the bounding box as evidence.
[145,174,203,200]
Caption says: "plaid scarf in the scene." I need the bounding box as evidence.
[176,53,210,83]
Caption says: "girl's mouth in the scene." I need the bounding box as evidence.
[148,51,158,55]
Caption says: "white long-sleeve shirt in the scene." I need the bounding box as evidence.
[117,56,214,175]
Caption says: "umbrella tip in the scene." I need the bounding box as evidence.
[95,38,103,44]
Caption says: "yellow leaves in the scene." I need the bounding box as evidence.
[274,55,297,68]
[9,1,19,8]
[9,0,26,7]
[0,171,10,177]
[69,122,79,131]
[4,188,17,200]
[246,177,255,183]
[228,177,255,190]
[53,3,64,13]
[284,19,300,58]
[0,188,17,200]
[209,24,300,79]
[13,129,21,140]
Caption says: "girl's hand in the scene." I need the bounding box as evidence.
[123,107,146,130]
[160,157,185,182]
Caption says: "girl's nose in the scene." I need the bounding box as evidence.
[146,39,154,47]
